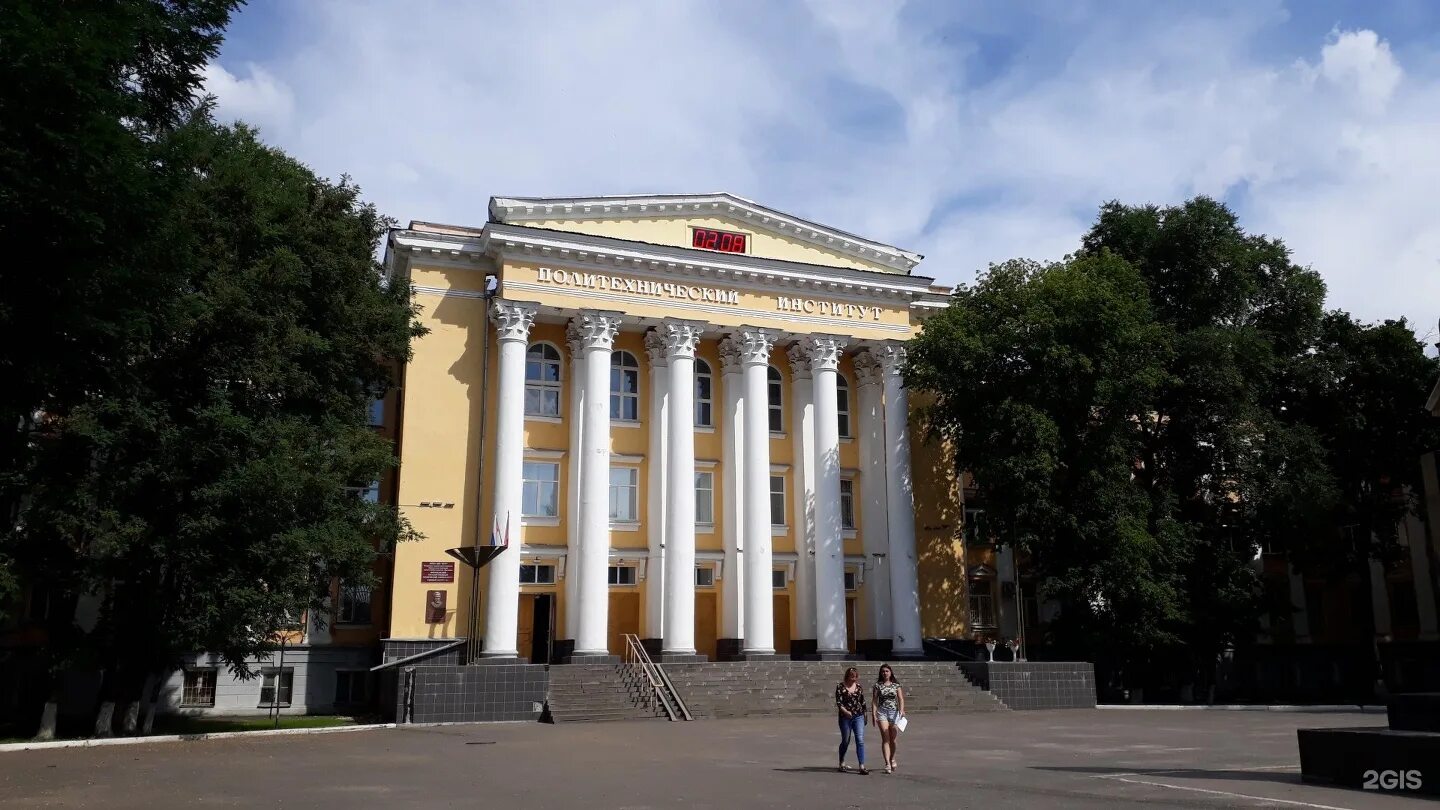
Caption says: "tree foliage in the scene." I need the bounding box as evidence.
[909,196,1439,694]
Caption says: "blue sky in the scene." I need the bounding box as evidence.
[206,0,1440,339]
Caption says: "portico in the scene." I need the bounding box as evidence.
[384,193,952,664]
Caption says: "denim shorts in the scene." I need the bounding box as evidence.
[877,706,900,724]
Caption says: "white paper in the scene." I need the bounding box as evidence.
[896,715,908,732]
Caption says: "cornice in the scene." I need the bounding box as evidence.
[489,193,922,273]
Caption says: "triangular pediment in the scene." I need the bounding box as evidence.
[488,193,921,275]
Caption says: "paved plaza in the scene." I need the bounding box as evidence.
[0,709,1431,808]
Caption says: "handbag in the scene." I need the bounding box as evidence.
[896,715,908,732]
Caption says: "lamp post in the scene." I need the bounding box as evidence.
[446,545,508,662]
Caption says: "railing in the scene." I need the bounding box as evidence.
[622,634,692,721]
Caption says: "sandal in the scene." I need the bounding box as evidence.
[838,764,850,773]
[859,767,869,775]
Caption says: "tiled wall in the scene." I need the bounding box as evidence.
[958,662,1096,710]
[396,664,548,723]
[382,638,466,665]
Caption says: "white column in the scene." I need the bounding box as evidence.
[482,299,536,657]
[643,329,670,641]
[574,310,622,657]
[806,336,849,655]
[786,343,818,643]
[1250,547,1271,642]
[738,327,778,656]
[563,323,585,641]
[878,344,923,656]
[661,320,705,656]
[1403,510,1439,640]
[719,339,746,642]
[854,351,891,641]
[1289,562,1311,642]
[1370,554,1393,639]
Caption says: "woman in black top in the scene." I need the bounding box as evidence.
[834,666,868,774]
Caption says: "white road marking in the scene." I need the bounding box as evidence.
[1096,774,1358,810]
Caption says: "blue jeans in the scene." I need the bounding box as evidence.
[838,713,865,766]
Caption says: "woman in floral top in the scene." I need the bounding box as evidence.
[871,664,906,773]
[834,666,868,774]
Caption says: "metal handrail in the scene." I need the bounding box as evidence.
[621,634,692,721]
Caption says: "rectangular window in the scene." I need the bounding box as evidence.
[338,582,372,625]
[181,669,217,707]
[607,565,637,586]
[772,569,787,589]
[768,371,783,433]
[609,466,639,523]
[695,567,715,587]
[368,396,385,426]
[839,479,856,530]
[963,508,986,546]
[695,471,715,525]
[347,481,381,503]
[334,671,369,706]
[844,571,858,591]
[695,370,713,427]
[259,668,294,707]
[521,462,560,518]
[519,564,557,585]
[968,582,995,628]
[769,475,785,526]
[23,585,51,622]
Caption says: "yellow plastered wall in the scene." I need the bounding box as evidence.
[911,405,968,638]
[523,215,903,274]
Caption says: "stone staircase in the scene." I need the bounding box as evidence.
[544,664,670,723]
[660,661,1007,719]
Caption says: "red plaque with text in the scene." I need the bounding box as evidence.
[421,561,455,583]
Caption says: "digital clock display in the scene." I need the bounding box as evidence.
[691,227,748,254]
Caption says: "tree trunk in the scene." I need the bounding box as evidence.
[116,669,144,735]
[139,673,163,736]
[92,668,117,738]
[34,682,61,741]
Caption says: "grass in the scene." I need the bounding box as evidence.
[1,714,367,743]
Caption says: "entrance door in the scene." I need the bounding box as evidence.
[695,592,718,661]
[845,597,857,654]
[773,593,791,655]
[607,592,640,656]
[530,594,554,664]
[517,594,536,660]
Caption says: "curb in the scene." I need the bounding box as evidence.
[1097,704,1383,713]
[0,722,396,752]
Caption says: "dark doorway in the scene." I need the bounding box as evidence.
[530,594,554,664]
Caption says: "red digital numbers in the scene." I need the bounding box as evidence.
[692,227,747,254]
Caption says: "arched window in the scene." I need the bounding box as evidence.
[694,358,713,427]
[610,350,640,421]
[767,366,783,433]
[524,342,562,417]
[836,374,851,438]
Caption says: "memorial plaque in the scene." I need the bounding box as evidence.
[425,590,447,624]
[421,561,455,583]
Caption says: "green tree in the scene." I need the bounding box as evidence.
[10,120,425,737]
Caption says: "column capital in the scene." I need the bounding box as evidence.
[491,299,538,343]
[876,343,908,377]
[661,319,706,359]
[785,342,812,381]
[732,327,776,367]
[854,350,884,388]
[571,311,623,351]
[801,335,848,372]
[718,336,744,374]
[644,328,669,368]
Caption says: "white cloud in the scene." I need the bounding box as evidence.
[203,2,1440,339]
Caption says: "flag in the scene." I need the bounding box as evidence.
[491,512,511,547]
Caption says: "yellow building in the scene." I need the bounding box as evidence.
[381,193,963,664]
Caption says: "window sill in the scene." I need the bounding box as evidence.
[771,525,788,537]
[769,432,788,440]
[694,425,715,433]
[525,414,563,424]
[613,420,642,430]
[610,521,641,532]
[180,703,216,709]
[843,529,857,540]
[522,516,561,527]
[697,523,715,534]
[840,436,854,444]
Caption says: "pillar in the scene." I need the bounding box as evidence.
[1370,554,1393,639]
[878,344,923,656]
[662,319,705,657]
[786,342,817,649]
[643,329,669,644]
[718,338,745,650]
[1403,510,1439,640]
[738,327,778,656]
[573,310,622,658]
[806,336,849,657]
[853,351,891,643]
[482,299,536,658]
[1288,562,1312,642]
[563,322,585,642]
